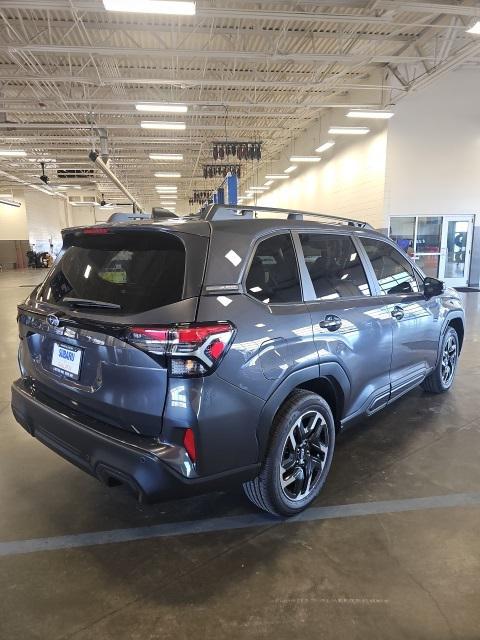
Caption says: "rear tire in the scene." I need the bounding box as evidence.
[243,390,335,516]
[421,326,459,394]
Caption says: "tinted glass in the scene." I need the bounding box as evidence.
[38,232,186,314]
[299,233,371,300]
[389,216,415,255]
[361,237,419,295]
[246,233,301,303]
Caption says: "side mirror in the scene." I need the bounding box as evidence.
[424,276,444,298]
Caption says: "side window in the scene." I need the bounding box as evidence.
[299,233,371,300]
[361,237,419,295]
[245,233,302,304]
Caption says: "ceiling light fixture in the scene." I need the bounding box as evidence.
[315,141,335,153]
[250,186,268,191]
[466,20,480,34]
[136,103,188,113]
[264,180,274,186]
[141,121,186,130]
[346,110,394,119]
[328,126,370,135]
[284,165,297,173]
[0,150,26,157]
[265,174,290,180]
[154,172,182,178]
[149,153,183,161]
[289,156,321,163]
[103,0,196,15]
[0,197,21,207]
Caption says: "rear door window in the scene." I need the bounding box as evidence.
[299,233,371,300]
[38,231,186,313]
[360,237,419,295]
[245,233,302,304]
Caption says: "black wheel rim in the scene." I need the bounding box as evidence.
[279,410,329,501]
[441,334,457,387]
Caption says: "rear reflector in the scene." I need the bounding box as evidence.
[183,428,197,462]
[127,322,235,377]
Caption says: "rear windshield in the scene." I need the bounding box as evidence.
[37,231,186,314]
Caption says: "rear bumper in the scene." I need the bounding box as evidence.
[11,379,259,502]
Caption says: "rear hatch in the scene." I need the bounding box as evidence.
[17,223,209,436]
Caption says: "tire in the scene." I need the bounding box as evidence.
[421,326,459,394]
[243,389,335,516]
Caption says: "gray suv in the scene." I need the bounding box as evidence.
[11,205,465,516]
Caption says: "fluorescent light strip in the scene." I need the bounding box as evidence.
[150,153,183,161]
[315,141,335,153]
[466,21,480,34]
[347,110,394,119]
[328,126,370,135]
[284,165,297,173]
[265,174,290,180]
[103,0,196,15]
[136,103,188,113]
[154,172,182,178]
[160,201,177,205]
[289,156,321,163]
[0,150,26,157]
[141,121,186,130]
[0,197,21,207]
[249,186,268,191]
[264,180,274,186]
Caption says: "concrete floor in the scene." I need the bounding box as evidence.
[1,269,480,640]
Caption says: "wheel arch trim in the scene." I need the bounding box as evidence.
[256,363,350,460]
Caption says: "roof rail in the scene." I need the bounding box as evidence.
[201,204,372,229]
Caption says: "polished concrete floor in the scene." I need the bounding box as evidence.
[1,269,479,640]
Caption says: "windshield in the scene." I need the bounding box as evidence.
[37,231,186,314]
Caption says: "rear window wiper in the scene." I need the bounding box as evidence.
[63,297,121,310]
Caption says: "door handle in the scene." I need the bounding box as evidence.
[391,305,404,321]
[319,314,342,332]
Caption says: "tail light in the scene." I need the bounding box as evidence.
[126,322,235,377]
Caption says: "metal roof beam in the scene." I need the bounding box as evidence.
[0,16,414,43]
[0,2,471,27]
[0,42,441,65]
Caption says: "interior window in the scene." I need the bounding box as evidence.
[361,237,419,295]
[299,233,371,300]
[246,234,301,304]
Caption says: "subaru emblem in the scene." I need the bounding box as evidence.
[47,314,60,328]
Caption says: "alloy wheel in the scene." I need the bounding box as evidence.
[441,334,458,387]
[279,410,330,501]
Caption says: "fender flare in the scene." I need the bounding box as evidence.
[435,311,465,366]
[256,362,351,459]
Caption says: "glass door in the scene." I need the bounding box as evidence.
[438,216,473,287]
[390,215,475,287]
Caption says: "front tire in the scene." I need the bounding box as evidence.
[421,326,459,394]
[243,390,335,516]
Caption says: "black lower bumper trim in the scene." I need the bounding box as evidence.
[11,379,259,502]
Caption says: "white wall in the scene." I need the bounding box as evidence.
[24,190,69,254]
[258,129,388,229]
[384,69,480,218]
[0,189,28,240]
